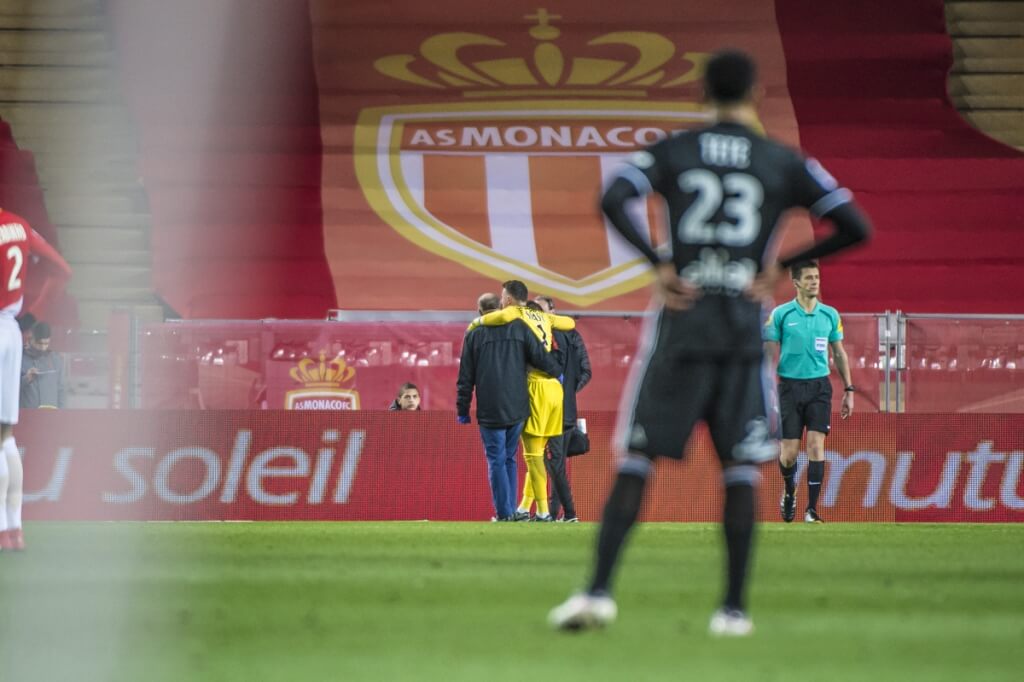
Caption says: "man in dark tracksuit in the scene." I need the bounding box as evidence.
[536,296,591,522]
[457,293,563,521]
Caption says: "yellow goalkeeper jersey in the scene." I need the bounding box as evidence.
[468,305,572,435]
[468,305,575,352]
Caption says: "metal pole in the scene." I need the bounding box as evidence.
[895,310,904,413]
[882,311,892,413]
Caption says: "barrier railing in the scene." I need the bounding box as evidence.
[125,312,1024,413]
[902,314,1024,413]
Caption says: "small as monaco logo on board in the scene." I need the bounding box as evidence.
[284,350,360,410]
[354,9,748,306]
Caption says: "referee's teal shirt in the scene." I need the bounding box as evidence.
[763,299,843,379]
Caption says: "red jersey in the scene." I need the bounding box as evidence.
[0,209,72,316]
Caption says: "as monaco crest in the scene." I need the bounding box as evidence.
[285,351,360,410]
[355,10,726,306]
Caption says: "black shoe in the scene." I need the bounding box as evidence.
[512,511,531,522]
[531,514,553,522]
[804,508,824,524]
[780,492,796,523]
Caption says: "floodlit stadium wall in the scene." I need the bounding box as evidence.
[20,411,1024,523]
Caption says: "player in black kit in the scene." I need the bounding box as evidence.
[549,50,871,636]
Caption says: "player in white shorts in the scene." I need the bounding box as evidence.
[0,207,71,551]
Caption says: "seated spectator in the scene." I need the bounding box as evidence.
[388,382,422,411]
[20,322,66,409]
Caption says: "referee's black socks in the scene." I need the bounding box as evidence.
[588,455,651,595]
[779,460,796,496]
[807,460,825,511]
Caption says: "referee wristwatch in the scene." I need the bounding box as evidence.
[844,385,856,392]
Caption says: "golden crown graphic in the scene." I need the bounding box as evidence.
[374,8,709,98]
[289,351,356,388]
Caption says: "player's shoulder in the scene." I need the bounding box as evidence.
[668,126,701,142]
[767,139,839,189]
[663,128,702,153]
[641,128,695,154]
[501,308,535,329]
[752,133,805,168]
[627,138,672,173]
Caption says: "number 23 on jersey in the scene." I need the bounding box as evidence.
[677,170,764,246]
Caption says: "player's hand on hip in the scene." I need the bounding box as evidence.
[841,392,853,419]
[655,262,700,311]
[745,262,785,306]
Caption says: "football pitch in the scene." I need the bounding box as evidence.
[1,522,1021,681]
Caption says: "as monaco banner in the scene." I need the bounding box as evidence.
[313,0,812,311]
[19,411,1024,522]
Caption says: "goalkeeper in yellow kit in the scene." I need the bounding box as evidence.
[467,280,575,521]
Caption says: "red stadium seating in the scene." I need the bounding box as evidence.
[777,0,1024,313]
[106,0,335,320]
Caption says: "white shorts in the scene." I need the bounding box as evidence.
[0,315,22,424]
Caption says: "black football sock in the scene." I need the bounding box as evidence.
[807,460,825,511]
[588,456,651,595]
[779,460,796,496]
[722,466,758,612]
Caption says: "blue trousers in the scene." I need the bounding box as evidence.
[478,421,525,519]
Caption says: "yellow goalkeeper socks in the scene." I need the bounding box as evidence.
[519,476,534,513]
[524,453,549,517]
[520,434,550,518]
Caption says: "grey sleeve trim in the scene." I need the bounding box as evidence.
[810,188,853,219]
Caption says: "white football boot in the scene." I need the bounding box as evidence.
[708,607,754,637]
[548,592,618,631]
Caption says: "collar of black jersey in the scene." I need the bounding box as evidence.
[713,121,752,131]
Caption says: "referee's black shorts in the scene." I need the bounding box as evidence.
[618,352,777,465]
[778,376,832,439]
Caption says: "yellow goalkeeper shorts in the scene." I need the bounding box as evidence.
[525,374,564,437]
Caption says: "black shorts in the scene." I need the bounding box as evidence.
[620,352,777,465]
[778,377,832,439]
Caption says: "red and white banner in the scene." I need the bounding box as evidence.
[19,411,1024,522]
[105,1,1024,320]
[312,0,812,311]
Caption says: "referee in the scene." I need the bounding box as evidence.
[763,260,854,524]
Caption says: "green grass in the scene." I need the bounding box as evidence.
[1,522,1022,681]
